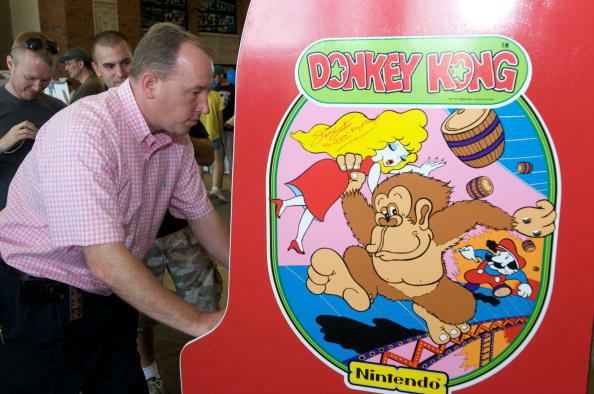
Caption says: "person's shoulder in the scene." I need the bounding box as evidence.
[88,75,106,90]
[78,76,106,96]
[0,84,16,103]
[212,89,223,99]
[38,93,67,111]
[209,89,223,103]
[49,89,120,129]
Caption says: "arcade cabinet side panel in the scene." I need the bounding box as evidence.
[180,1,354,394]
[181,1,594,394]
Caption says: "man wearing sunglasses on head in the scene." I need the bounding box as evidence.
[0,32,66,209]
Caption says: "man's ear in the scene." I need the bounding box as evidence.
[6,55,14,72]
[415,198,432,231]
[138,72,159,99]
[91,62,100,77]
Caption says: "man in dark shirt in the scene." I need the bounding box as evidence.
[0,31,66,209]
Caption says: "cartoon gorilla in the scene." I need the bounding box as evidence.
[306,170,556,344]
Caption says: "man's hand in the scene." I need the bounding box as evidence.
[518,283,532,298]
[0,121,38,153]
[456,245,478,262]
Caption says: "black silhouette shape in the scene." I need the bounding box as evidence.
[316,315,424,353]
[473,292,501,306]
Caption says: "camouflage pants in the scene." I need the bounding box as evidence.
[139,227,222,329]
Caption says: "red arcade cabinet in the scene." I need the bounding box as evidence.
[181,1,593,393]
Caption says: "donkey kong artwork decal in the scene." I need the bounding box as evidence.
[267,37,559,394]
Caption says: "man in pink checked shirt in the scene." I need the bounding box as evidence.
[0,23,229,394]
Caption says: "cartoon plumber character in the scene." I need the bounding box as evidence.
[271,110,444,254]
[458,238,533,298]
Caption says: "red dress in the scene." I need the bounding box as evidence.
[286,157,374,221]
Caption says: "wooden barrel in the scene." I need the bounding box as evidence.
[441,108,505,168]
[522,239,536,252]
[466,176,494,199]
[517,161,534,174]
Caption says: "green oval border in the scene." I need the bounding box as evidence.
[267,96,557,388]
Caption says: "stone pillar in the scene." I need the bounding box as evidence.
[0,0,14,69]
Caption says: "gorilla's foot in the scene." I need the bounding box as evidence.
[307,248,370,311]
[413,303,470,345]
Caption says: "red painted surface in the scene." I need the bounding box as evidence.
[181,1,594,393]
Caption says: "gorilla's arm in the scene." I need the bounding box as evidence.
[430,200,514,247]
[342,190,376,246]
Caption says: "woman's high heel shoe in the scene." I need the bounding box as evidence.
[270,198,284,218]
[287,240,304,254]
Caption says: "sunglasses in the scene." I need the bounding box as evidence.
[14,38,59,55]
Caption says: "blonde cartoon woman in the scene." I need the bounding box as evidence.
[271,110,443,254]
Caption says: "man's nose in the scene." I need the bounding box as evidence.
[31,80,42,92]
[195,96,209,114]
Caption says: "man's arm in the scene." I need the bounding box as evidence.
[83,242,223,337]
[188,209,230,269]
[224,115,234,130]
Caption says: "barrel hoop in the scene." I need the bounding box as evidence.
[455,133,504,162]
[446,117,501,147]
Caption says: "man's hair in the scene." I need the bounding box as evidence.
[130,22,210,81]
[10,31,56,67]
[91,30,131,62]
[82,59,93,70]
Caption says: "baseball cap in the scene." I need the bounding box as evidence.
[213,64,225,76]
[59,47,92,63]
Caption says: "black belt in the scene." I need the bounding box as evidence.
[0,258,69,303]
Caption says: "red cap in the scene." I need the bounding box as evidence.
[495,238,526,269]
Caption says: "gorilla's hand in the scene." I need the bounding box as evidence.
[513,200,556,237]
